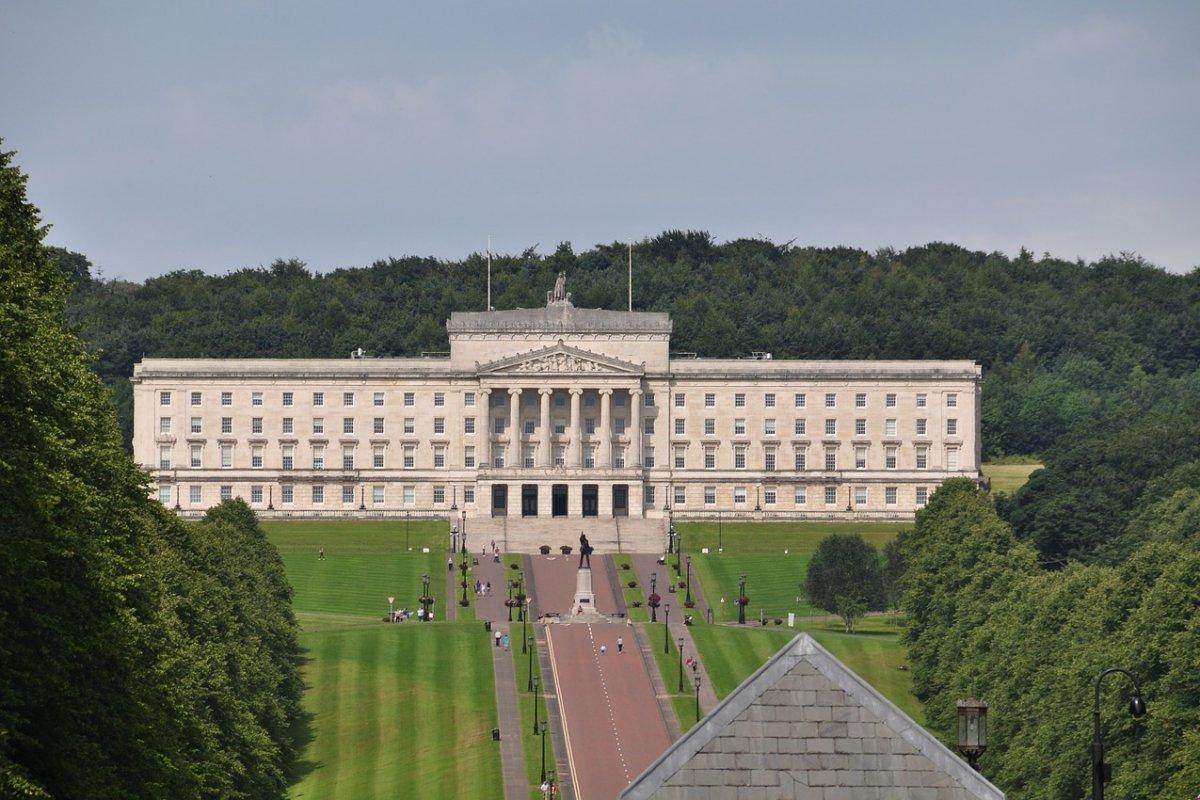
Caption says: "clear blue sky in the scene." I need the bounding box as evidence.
[3,1,1197,279]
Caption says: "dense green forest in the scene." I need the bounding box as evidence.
[2,145,301,799]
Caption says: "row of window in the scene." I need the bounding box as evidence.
[161,389,459,408]
[672,416,958,437]
[665,484,930,507]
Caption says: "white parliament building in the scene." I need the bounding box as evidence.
[134,276,980,528]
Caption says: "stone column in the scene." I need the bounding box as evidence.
[598,389,612,468]
[630,388,643,470]
[479,389,492,467]
[539,388,553,467]
[569,389,583,467]
[508,388,522,467]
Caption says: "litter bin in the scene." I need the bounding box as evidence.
[484,620,492,632]
[492,727,501,741]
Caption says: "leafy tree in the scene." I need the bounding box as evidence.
[880,534,905,611]
[804,534,885,631]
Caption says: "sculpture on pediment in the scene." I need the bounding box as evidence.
[547,271,572,306]
[524,352,603,373]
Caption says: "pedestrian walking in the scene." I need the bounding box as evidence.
[617,636,623,654]
[494,630,502,648]
[599,645,607,656]
[502,633,510,651]
[448,557,453,572]
[318,547,325,560]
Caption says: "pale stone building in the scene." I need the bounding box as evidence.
[133,284,980,523]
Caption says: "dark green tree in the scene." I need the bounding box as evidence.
[804,534,885,632]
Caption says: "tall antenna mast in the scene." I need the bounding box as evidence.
[628,240,633,312]
[486,235,492,311]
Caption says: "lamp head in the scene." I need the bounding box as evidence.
[1130,691,1147,719]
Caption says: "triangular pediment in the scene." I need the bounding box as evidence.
[477,342,644,376]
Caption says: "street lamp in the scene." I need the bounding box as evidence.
[451,483,458,511]
[694,675,702,722]
[650,571,658,622]
[1091,668,1146,799]
[677,636,685,692]
[685,556,693,606]
[531,674,540,734]
[737,574,747,626]
[663,604,671,654]
[359,482,366,511]
[675,526,683,575]
[527,635,535,691]
[538,720,548,784]
[420,573,432,621]
[507,580,514,622]
[955,698,988,769]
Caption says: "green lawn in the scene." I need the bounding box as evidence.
[612,554,649,621]
[674,520,909,554]
[264,521,504,799]
[981,461,1042,495]
[644,623,699,732]
[511,631,556,798]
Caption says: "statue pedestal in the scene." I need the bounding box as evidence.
[572,567,597,614]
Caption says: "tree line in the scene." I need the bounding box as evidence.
[1,144,301,799]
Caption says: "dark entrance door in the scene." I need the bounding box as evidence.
[612,484,628,517]
[491,484,508,517]
[521,485,538,517]
[582,485,599,517]
[552,484,568,517]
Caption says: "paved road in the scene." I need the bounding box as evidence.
[528,552,619,617]
[547,623,671,800]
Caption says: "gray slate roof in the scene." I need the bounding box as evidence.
[620,633,1005,800]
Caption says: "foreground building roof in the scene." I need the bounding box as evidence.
[620,633,1004,800]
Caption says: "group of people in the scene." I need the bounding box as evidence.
[386,607,434,623]
[474,579,493,596]
[484,540,500,563]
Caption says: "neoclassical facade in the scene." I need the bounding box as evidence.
[133,288,981,520]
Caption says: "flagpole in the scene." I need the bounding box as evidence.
[487,235,492,311]
[628,241,633,312]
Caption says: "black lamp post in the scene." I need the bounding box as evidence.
[460,544,470,608]
[663,604,670,654]
[1091,668,1146,799]
[677,636,685,692]
[955,698,988,770]
[685,556,693,606]
[675,526,683,575]
[527,635,535,691]
[519,578,528,652]
[420,573,431,621]
[538,720,548,784]
[531,674,540,734]
[359,482,366,511]
[694,675,702,722]
[451,483,458,511]
[650,572,658,622]
[737,573,747,626]
[507,580,514,622]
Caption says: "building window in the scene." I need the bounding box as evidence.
[614,447,625,468]
[523,446,534,469]
[283,391,294,406]
[916,393,927,408]
[855,486,867,505]
[221,391,233,406]
[824,419,837,436]
[190,391,201,405]
[312,392,324,406]
[220,485,232,501]
[465,417,475,434]
[373,391,384,407]
[674,445,686,469]
[674,393,685,408]
[855,446,867,470]
[728,393,742,409]
[524,420,535,435]
[916,486,928,506]
[885,419,897,437]
[643,449,654,468]
[584,418,596,435]
[855,393,866,408]
[554,394,565,408]
[615,418,626,435]
[824,447,837,471]
[854,419,866,436]
[644,419,655,435]
[824,486,837,505]
[190,416,202,434]
[404,445,415,469]
[794,485,807,505]
[342,392,354,407]
[704,418,716,436]
[404,392,415,406]
[220,445,233,468]
[494,417,506,435]
[373,445,385,469]
[251,417,263,435]
[946,393,958,408]
[495,393,507,407]
[464,446,476,468]
[644,485,655,506]
[916,446,928,469]
[433,392,445,407]
[281,484,294,504]
[734,418,746,436]
[947,418,958,436]
[704,486,716,505]
[704,447,716,470]
[734,446,747,470]
[673,485,686,506]
[885,393,897,408]
[343,417,354,434]
[885,446,898,469]
[159,417,171,434]
[190,445,202,468]
[403,486,415,505]
[794,448,807,470]
[794,393,806,408]
[342,485,354,504]
[794,418,806,436]
[159,391,172,406]
[824,393,836,408]
[885,486,898,505]
[190,485,202,504]
[554,421,566,435]
[947,448,960,470]
[584,447,595,469]
[342,446,354,470]
[464,485,476,504]
[584,393,595,408]
[251,485,263,504]
[221,417,232,434]
[373,417,384,434]
[764,419,776,436]
[764,393,776,408]
[373,485,385,504]
[252,446,264,468]
[313,446,325,470]
[703,393,715,408]
[615,393,627,408]
[734,486,747,505]
[644,393,655,407]
[492,446,505,468]
[464,391,476,407]
[313,485,324,504]
[433,485,446,504]
[674,418,685,435]
[555,446,566,467]
[764,446,776,471]
[405,418,415,435]
[764,486,777,505]
[282,417,293,434]
[252,392,263,407]
[313,418,324,434]
[158,446,171,469]
[916,418,927,436]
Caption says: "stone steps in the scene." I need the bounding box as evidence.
[463,516,665,554]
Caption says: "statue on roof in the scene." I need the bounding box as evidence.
[547,271,572,306]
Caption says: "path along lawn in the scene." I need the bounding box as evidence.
[265,521,503,800]
[674,521,908,623]
[981,461,1042,495]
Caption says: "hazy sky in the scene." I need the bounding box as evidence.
[3,2,1198,279]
